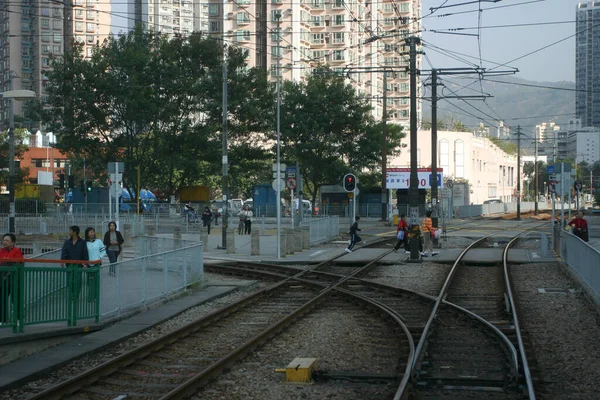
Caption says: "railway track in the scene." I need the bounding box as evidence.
[30,229,539,399]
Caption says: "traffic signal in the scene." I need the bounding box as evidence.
[59,173,65,190]
[68,175,74,189]
[343,173,356,192]
[86,181,92,192]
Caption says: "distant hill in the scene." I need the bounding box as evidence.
[421,76,575,130]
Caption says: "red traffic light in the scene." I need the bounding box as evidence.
[343,173,356,192]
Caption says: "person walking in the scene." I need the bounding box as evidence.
[421,211,438,257]
[0,233,23,325]
[394,214,409,252]
[345,216,362,253]
[202,206,213,234]
[568,210,589,242]
[238,205,253,234]
[61,226,89,303]
[103,221,124,276]
[85,227,106,302]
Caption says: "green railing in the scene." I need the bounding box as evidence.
[0,262,99,334]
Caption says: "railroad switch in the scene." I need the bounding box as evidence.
[275,357,318,383]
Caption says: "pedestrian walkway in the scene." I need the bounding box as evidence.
[0,280,257,390]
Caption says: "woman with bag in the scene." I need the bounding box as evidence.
[394,214,409,252]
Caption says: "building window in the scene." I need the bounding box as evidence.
[76,35,85,43]
[271,10,281,21]
[87,35,95,44]
[41,18,50,28]
[209,21,221,32]
[271,28,281,41]
[270,65,278,76]
[312,16,323,26]
[42,58,51,67]
[86,47,93,57]
[75,21,84,31]
[311,33,324,44]
[54,33,61,42]
[53,19,62,29]
[86,10,95,19]
[332,0,344,8]
[333,32,344,43]
[333,15,344,25]
[86,23,95,32]
[21,47,30,56]
[53,7,62,17]
[455,140,464,178]
[42,33,51,42]
[75,9,84,18]
[208,4,220,16]
[41,7,50,16]
[53,45,61,53]
[42,44,50,54]
[237,30,250,41]
[333,50,344,60]
[271,45,282,56]
[440,139,449,173]
[237,12,250,24]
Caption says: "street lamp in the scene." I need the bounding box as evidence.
[1,89,36,233]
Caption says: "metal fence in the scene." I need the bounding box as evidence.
[554,228,600,305]
[300,216,340,245]
[1,261,99,334]
[99,243,203,319]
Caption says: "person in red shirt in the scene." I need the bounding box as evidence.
[394,214,410,252]
[1,233,24,324]
[568,211,589,242]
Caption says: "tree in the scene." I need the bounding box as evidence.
[0,128,30,187]
[277,68,405,205]
[37,27,274,197]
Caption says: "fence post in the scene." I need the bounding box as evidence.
[17,264,25,333]
[251,230,260,255]
[302,226,310,249]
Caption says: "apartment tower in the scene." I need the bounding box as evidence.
[0,0,111,131]
[576,1,600,128]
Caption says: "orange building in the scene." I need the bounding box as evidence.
[20,131,68,185]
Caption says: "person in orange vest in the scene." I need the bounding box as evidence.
[421,210,439,257]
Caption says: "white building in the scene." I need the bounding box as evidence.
[563,119,600,165]
[388,130,519,204]
[128,0,194,36]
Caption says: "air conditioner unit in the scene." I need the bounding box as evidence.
[226,13,233,19]
[286,8,293,13]
[286,27,293,32]
[286,45,293,50]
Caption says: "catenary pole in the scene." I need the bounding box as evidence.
[408,36,421,262]
[430,68,439,229]
[516,126,521,221]
[276,13,282,259]
[381,70,388,221]
[221,45,229,249]
[534,132,539,215]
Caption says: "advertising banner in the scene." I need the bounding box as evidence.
[386,168,444,189]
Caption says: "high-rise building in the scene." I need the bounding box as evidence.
[128,0,195,35]
[576,1,600,128]
[128,0,422,128]
[0,0,111,131]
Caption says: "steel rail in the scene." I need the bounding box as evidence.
[504,235,537,399]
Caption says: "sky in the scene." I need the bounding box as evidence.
[421,0,580,83]
[112,0,580,83]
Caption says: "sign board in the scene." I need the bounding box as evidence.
[273,172,285,179]
[386,168,444,189]
[272,179,285,192]
[286,178,297,190]
[286,167,296,178]
[441,188,450,199]
[546,165,555,174]
[272,163,286,172]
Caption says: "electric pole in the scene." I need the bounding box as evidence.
[430,69,440,229]
[515,125,522,221]
[381,71,388,221]
[534,132,539,215]
[407,36,421,261]
[221,45,229,249]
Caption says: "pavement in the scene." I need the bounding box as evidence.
[0,215,595,390]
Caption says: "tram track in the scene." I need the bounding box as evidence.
[28,227,542,400]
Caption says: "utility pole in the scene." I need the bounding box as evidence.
[221,45,229,249]
[381,71,388,221]
[407,36,421,262]
[430,69,440,229]
[515,126,522,221]
[276,13,282,258]
[534,132,539,215]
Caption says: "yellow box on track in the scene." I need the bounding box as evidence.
[276,357,318,383]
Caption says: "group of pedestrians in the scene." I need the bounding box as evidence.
[393,211,439,257]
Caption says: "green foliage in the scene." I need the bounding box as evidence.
[0,128,31,186]
[487,135,517,155]
[37,27,273,197]
[277,68,405,204]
